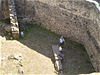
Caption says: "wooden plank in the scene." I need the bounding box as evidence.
[52,45,59,55]
[52,45,62,60]
[52,45,63,72]
[55,60,63,71]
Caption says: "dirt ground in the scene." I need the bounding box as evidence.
[0,24,95,75]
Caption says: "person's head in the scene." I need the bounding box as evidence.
[59,46,62,51]
[61,36,63,39]
[60,45,63,48]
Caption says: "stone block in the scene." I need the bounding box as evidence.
[12,31,19,39]
[11,26,19,32]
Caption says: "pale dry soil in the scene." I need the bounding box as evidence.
[0,24,95,75]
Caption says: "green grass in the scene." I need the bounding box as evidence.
[18,23,87,51]
[27,23,60,36]
[65,37,86,51]
[18,23,61,41]
[0,18,10,24]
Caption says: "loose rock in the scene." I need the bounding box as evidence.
[4,25,11,32]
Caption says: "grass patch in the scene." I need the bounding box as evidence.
[18,23,86,52]
[85,60,92,64]
[27,23,60,37]
[0,18,10,24]
[18,23,87,52]
[65,38,86,51]
[18,23,60,41]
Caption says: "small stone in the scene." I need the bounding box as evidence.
[78,66,80,68]
[4,25,11,32]
[1,57,6,61]
[10,37,13,40]
[18,67,24,74]
[19,60,22,63]
[8,33,11,35]
[19,63,23,67]
[8,55,14,60]
[21,31,24,37]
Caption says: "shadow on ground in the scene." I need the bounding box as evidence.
[16,24,95,75]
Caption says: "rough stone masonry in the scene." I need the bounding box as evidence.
[0,0,100,72]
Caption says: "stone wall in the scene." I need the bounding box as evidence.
[30,0,100,71]
[0,0,100,71]
[0,0,9,19]
[8,0,19,39]
[14,0,36,24]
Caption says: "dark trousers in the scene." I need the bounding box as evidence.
[59,42,64,48]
